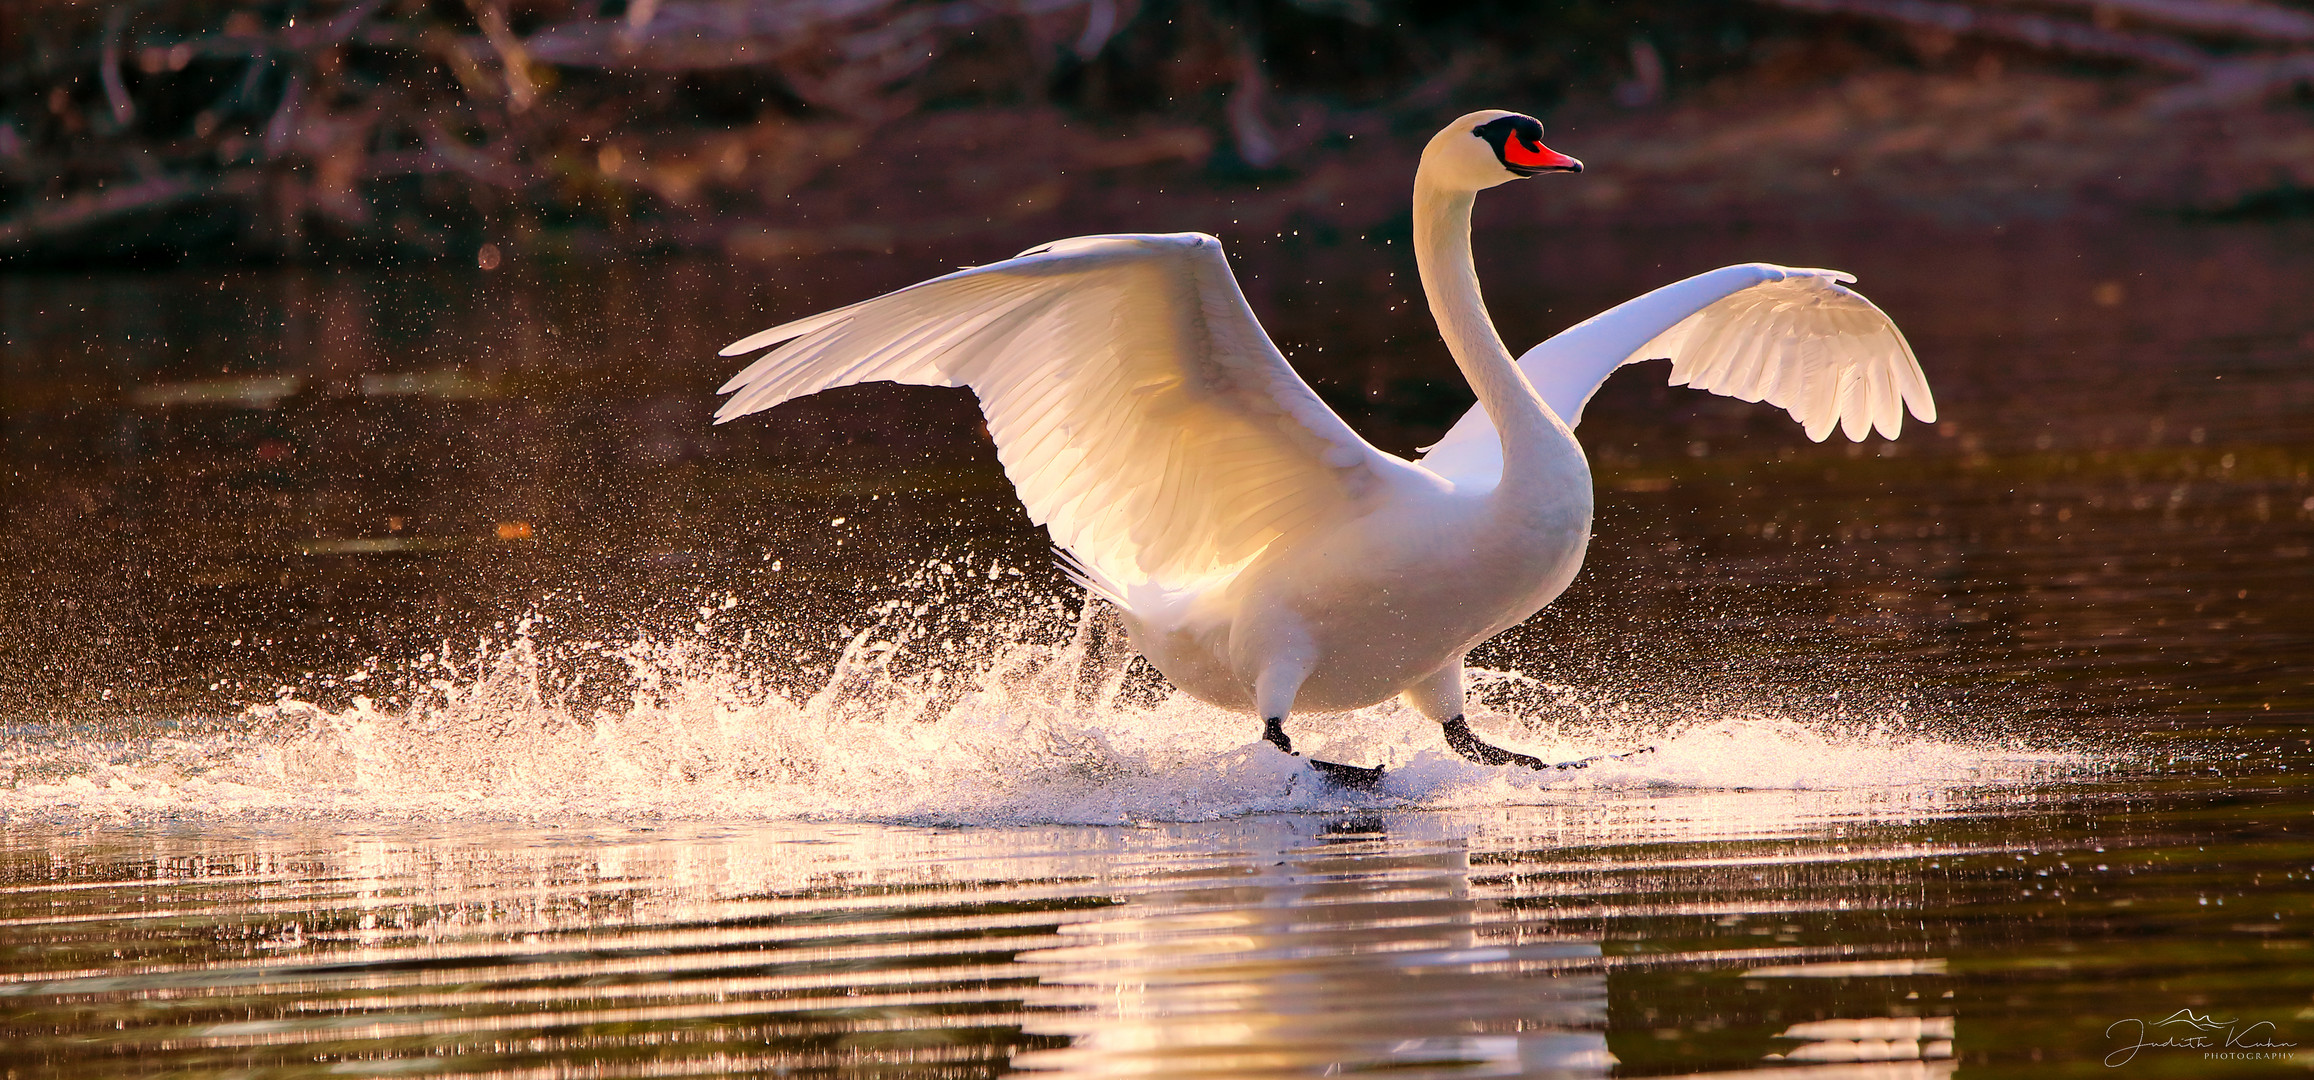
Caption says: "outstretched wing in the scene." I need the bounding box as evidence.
[716,232,1402,597]
[1419,263,1936,486]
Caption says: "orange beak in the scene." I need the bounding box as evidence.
[1505,138,1582,173]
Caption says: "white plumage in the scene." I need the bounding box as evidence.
[718,234,1393,599]
[717,109,1935,776]
[1420,264,1935,485]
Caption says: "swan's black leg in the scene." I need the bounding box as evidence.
[1262,716,1294,755]
[1265,717,1385,791]
[1442,715,1548,769]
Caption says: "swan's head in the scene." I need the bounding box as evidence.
[1421,110,1582,192]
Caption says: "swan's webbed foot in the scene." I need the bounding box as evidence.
[1443,716,1662,771]
[1555,744,1659,769]
[1441,715,1549,770]
[1265,717,1385,791]
[1310,759,1385,791]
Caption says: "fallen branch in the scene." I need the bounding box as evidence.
[523,0,907,70]
[1763,0,2314,115]
[521,0,1113,72]
[2148,49,2314,112]
[2002,0,2314,46]
[1759,0,2216,72]
[0,176,201,248]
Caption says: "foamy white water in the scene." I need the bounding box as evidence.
[0,584,2085,825]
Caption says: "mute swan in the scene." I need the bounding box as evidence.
[715,109,1935,785]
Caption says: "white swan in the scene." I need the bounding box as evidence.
[714,109,1935,781]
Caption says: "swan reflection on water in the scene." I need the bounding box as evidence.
[1012,816,1615,1077]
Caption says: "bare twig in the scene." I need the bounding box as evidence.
[1073,0,1125,58]
[1227,42,1280,167]
[468,0,538,112]
[422,24,503,99]
[233,44,270,102]
[263,68,306,159]
[311,0,391,47]
[99,4,138,126]
[1759,0,2215,72]
[620,0,664,55]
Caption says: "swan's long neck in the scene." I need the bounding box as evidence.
[1410,169,1577,495]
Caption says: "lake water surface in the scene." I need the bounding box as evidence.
[1,216,2310,1077]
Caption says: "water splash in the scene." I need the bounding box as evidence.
[0,570,2086,825]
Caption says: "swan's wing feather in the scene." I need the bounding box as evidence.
[1643,270,1935,441]
[715,232,1398,595]
[1417,263,1934,485]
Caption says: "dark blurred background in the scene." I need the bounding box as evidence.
[5,0,2314,262]
[4,0,2312,732]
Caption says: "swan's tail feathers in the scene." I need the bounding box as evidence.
[1054,546,1130,608]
